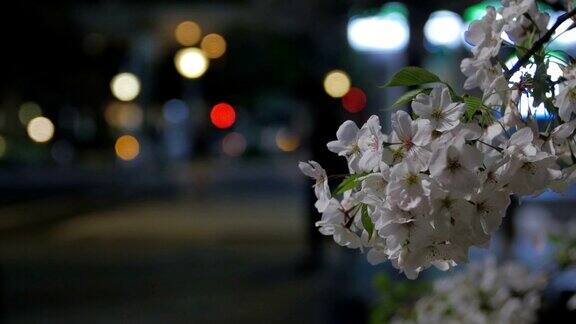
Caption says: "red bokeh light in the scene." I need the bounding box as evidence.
[341,87,367,113]
[210,103,236,129]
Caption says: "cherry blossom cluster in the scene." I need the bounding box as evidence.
[300,0,576,279]
[391,258,546,324]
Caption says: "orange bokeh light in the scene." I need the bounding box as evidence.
[201,33,227,59]
[115,135,140,161]
[175,21,202,46]
[210,103,236,129]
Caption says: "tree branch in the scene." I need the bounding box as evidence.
[505,7,576,79]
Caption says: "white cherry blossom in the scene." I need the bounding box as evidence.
[386,160,432,211]
[357,115,386,172]
[326,120,361,172]
[388,110,433,170]
[298,161,331,212]
[412,86,465,132]
[299,2,576,279]
[429,137,482,194]
[556,79,576,122]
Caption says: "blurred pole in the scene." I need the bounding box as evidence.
[298,2,350,274]
[0,265,4,323]
[406,1,431,69]
[501,195,519,260]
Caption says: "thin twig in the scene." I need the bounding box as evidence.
[505,7,576,79]
[477,139,503,153]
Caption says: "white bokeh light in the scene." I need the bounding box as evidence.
[174,48,209,79]
[347,13,409,52]
[110,73,141,102]
[27,116,55,143]
[424,11,464,48]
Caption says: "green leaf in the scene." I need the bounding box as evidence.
[361,204,375,239]
[334,173,367,195]
[479,110,494,128]
[462,95,483,121]
[445,84,461,101]
[463,94,483,110]
[388,88,432,110]
[531,58,549,107]
[383,66,441,87]
[547,50,573,65]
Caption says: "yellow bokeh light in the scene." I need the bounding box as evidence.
[175,21,202,46]
[110,72,141,102]
[115,135,140,161]
[275,129,300,152]
[174,48,209,79]
[201,33,227,59]
[18,102,42,126]
[27,116,55,143]
[0,135,6,158]
[323,70,351,98]
[104,102,144,130]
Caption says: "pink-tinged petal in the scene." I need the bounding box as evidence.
[412,119,432,146]
[480,212,502,234]
[298,161,318,178]
[364,115,381,132]
[509,127,533,147]
[326,141,348,154]
[392,111,414,142]
[443,102,465,118]
[557,82,576,122]
[412,100,431,119]
[464,20,485,46]
[437,119,459,132]
[428,148,448,177]
[430,87,442,109]
[367,249,388,265]
[406,146,432,171]
[439,87,452,108]
[336,120,359,143]
[552,119,576,140]
[459,144,482,171]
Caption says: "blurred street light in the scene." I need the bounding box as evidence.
[323,70,351,98]
[110,73,141,102]
[115,135,140,161]
[275,129,300,152]
[341,87,367,113]
[222,132,247,157]
[163,99,189,124]
[104,102,144,130]
[27,116,55,143]
[18,102,42,126]
[424,11,464,49]
[175,21,202,46]
[210,103,236,129]
[174,48,209,79]
[347,5,409,52]
[201,33,227,59]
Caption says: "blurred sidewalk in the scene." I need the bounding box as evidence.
[0,158,339,323]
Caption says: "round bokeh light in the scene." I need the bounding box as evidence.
[210,103,236,129]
